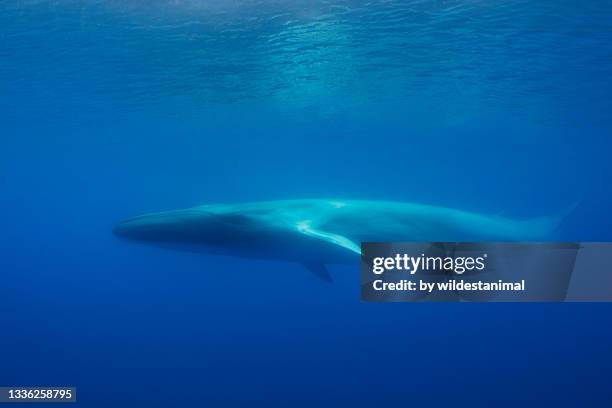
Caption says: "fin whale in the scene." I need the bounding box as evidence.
[113,199,573,282]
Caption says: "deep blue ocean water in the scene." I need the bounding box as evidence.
[1,1,612,406]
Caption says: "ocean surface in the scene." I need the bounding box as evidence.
[1,0,612,406]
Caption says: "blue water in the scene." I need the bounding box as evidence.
[1,1,612,406]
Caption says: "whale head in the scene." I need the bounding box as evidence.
[113,205,286,255]
[113,207,255,247]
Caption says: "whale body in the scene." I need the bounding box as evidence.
[113,199,569,281]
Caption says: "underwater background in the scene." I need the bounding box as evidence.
[1,0,612,406]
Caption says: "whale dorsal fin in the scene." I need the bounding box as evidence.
[296,221,361,255]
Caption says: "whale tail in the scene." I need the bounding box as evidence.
[520,201,579,239]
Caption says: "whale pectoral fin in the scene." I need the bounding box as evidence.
[303,262,333,283]
[297,223,361,255]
